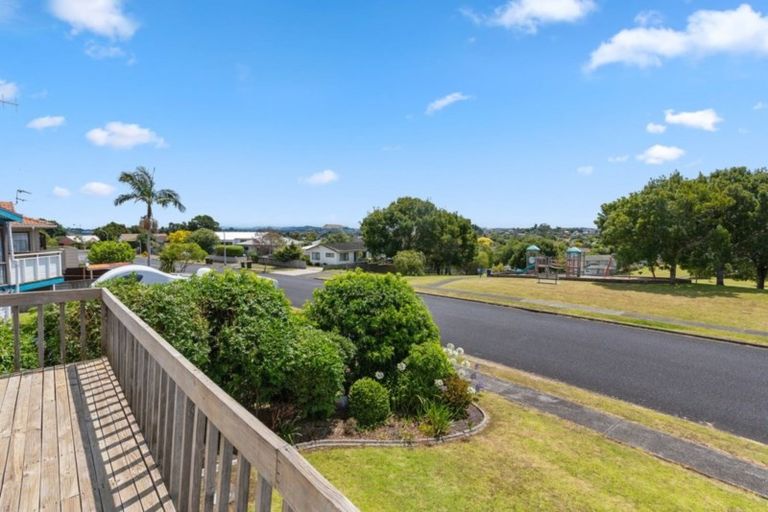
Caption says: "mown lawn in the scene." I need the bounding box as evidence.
[305,394,764,511]
[407,275,768,340]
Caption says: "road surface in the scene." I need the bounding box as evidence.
[274,273,768,444]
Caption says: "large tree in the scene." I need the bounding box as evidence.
[93,221,129,242]
[114,167,186,265]
[187,214,220,231]
[361,197,477,274]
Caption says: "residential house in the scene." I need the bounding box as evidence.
[303,240,370,266]
[57,234,100,246]
[0,201,64,292]
[214,231,300,255]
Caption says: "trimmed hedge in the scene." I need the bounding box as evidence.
[214,244,245,257]
[349,377,390,428]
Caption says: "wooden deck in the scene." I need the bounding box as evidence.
[0,359,173,512]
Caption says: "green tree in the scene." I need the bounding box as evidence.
[93,222,129,242]
[188,214,220,231]
[322,230,352,244]
[88,241,136,264]
[114,166,186,266]
[361,197,477,273]
[393,250,426,276]
[273,243,304,262]
[159,242,207,272]
[188,228,219,254]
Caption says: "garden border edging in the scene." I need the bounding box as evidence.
[295,403,490,452]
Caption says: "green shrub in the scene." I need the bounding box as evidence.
[393,250,426,276]
[188,228,219,254]
[0,316,37,373]
[215,315,294,409]
[394,342,454,415]
[102,279,210,369]
[441,374,474,419]
[88,240,136,264]
[285,326,346,419]
[214,244,245,257]
[273,243,304,262]
[419,398,454,438]
[349,377,390,429]
[42,300,103,366]
[159,242,207,272]
[305,270,440,380]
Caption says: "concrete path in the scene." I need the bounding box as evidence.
[415,278,768,338]
[269,267,324,276]
[476,371,768,498]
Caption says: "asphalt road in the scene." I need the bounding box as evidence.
[274,273,768,444]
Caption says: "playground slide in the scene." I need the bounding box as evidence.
[512,263,535,274]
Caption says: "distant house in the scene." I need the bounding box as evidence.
[119,233,168,247]
[214,231,300,255]
[58,234,100,246]
[303,241,370,266]
[0,201,64,292]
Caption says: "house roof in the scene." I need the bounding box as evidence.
[61,234,101,243]
[1,201,56,227]
[322,241,367,252]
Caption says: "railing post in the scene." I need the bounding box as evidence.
[100,294,108,355]
[59,302,67,364]
[79,301,87,362]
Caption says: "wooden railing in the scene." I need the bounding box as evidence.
[0,288,359,512]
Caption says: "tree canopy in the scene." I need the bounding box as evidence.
[360,197,477,274]
[597,168,768,288]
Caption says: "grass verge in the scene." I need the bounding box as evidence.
[302,393,765,511]
[467,355,768,468]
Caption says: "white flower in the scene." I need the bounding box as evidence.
[446,343,455,351]
[468,386,477,394]
[461,360,471,368]
[458,369,467,378]
[397,362,406,372]
[375,371,384,380]
[456,347,464,355]
[449,358,457,365]
[434,379,444,388]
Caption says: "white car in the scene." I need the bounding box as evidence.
[92,264,277,287]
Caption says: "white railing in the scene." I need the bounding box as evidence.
[8,251,63,286]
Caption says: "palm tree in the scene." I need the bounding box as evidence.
[114,167,186,265]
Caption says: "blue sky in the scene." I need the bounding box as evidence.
[1,1,767,229]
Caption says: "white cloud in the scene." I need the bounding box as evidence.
[426,92,471,115]
[587,4,768,71]
[646,122,667,134]
[664,108,722,131]
[52,186,71,198]
[634,10,663,27]
[636,144,685,165]
[576,165,594,175]
[301,169,339,186]
[463,0,595,33]
[754,101,767,110]
[84,41,126,59]
[49,0,137,39]
[86,121,166,149]
[80,181,115,196]
[608,155,629,163]
[0,79,18,100]
[27,115,66,130]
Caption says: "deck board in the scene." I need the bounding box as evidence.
[0,360,174,512]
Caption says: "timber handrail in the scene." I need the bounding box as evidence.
[0,288,359,512]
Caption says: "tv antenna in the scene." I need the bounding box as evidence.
[0,95,18,109]
[15,189,30,205]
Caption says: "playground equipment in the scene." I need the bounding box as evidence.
[508,244,540,274]
[565,247,583,277]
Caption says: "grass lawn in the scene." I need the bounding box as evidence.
[406,275,768,345]
[304,393,765,511]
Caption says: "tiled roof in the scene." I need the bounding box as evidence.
[1,200,57,227]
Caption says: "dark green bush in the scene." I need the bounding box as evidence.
[394,342,454,415]
[42,300,103,366]
[393,250,426,276]
[305,270,440,381]
[285,326,346,419]
[188,228,219,254]
[349,377,390,429]
[214,244,245,257]
[0,316,37,373]
[88,240,136,264]
[102,278,210,369]
[273,243,304,262]
[441,374,474,419]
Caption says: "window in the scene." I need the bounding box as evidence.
[339,252,350,262]
[311,252,321,261]
[12,232,30,253]
[325,252,335,259]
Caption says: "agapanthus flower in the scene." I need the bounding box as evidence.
[456,347,464,355]
[468,386,477,394]
[375,371,384,380]
[397,362,407,372]
[434,379,444,388]
[446,343,455,351]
